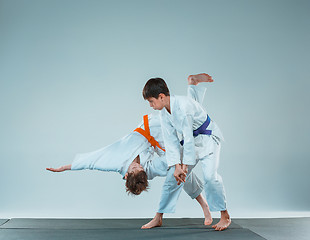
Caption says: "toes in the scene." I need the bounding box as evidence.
[204,218,213,226]
[219,226,226,231]
[218,225,228,231]
[187,75,193,82]
[141,224,150,229]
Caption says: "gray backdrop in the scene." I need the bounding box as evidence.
[1,0,309,218]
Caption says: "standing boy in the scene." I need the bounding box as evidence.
[142,74,231,231]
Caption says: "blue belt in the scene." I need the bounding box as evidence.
[180,115,212,146]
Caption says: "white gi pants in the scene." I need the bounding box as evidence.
[183,172,204,200]
[158,136,227,213]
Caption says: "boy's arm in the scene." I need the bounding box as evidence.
[160,114,181,167]
[70,149,122,172]
[181,114,196,166]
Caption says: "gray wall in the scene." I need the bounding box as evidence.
[0,0,309,218]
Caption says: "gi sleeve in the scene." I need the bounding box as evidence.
[181,114,196,166]
[160,114,181,167]
[144,155,169,180]
[187,84,206,104]
[71,149,118,172]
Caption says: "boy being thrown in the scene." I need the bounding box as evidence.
[46,79,212,225]
[142,74,231,231]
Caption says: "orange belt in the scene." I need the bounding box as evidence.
[134,115,165,152]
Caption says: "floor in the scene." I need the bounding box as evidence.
[0,217,309,240]
[233,218,310,240]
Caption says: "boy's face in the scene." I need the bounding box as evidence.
[127,162,144,174]
[125,162,144,179]
[147,95,165,110]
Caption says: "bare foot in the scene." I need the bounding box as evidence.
[188,73,213,85]
[187,75,198,85]
[141,216,162,229]
[212,210,231,231]
[203,205,213,226]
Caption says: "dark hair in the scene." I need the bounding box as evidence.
[143,78,170,99]
[125,170,149,195]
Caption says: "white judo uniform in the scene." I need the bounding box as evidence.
[71,85,206,200]
[157,85,227,213]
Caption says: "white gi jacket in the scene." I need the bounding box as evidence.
[71,117,167,180]
[160,95,224,167]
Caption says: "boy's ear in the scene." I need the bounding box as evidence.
[158,93,165,100]
[124,173,128,180]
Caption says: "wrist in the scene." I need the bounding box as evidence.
[175,164,182,169]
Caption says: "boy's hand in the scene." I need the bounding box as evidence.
[174,164,186,185]
[181,164,188,175]
[177,164,188,185]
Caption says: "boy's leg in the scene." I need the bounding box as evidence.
[187,81,207,104]
[195,194,213,225]
[141,165,195,229]
[200,137,231,231]
[183,172,212,225]
[157,165,195,213]
[141,168,213,229]
[183,171,203,200]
